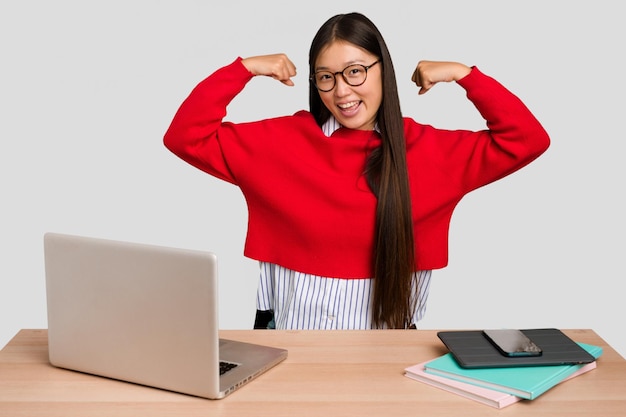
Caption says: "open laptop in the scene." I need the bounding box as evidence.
[43,232,287,399]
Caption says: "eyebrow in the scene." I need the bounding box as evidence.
[314,60,365,72]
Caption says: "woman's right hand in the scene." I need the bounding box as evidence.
[241,54,297,86]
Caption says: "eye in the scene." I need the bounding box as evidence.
[346,66,365,78]
[316,72,333,82]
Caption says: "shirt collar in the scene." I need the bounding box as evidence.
[321,116,380,137]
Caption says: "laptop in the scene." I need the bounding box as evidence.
[43,232,287,399]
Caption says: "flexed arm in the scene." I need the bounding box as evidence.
[406,60,550,192]
[163,55,296,184]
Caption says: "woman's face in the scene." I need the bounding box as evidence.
[314,41,382,131]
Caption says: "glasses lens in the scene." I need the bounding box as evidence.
[314,71,335,91]
[343,65,367,86]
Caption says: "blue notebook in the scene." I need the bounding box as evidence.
[423,342,602,400]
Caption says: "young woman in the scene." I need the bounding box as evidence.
[164,12,550,330]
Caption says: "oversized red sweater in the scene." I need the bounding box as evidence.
[164,58,549,278]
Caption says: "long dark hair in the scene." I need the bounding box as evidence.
[309,13,416,328]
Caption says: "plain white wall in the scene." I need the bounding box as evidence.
[1,1,624,358]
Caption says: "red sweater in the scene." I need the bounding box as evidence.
[164,58,549,278]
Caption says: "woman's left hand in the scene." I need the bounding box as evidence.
[411,61,472,95]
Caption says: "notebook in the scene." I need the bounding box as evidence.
[422,342,602,400]
[436,328,596,368]
[405,359,524,409]
[406,359,598,408]
[43,232,287,399]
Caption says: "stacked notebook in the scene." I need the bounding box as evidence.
[404,329,602,409]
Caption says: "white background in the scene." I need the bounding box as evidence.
[1,1,624,358]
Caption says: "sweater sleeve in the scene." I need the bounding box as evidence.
[163,57,254,185]
[421,67,550,194]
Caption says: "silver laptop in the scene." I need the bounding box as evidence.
[43,232,287,399]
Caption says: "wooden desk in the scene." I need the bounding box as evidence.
[1,329,624,416]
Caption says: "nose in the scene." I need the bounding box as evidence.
[334,75,351,96]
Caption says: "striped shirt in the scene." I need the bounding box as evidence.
[256,263,432,329]
[254,117,432,329]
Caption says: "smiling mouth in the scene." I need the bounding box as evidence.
[337,100,360,113]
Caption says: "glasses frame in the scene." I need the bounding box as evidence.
[310,60,380,92]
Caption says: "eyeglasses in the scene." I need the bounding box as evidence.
[311,60,380,92]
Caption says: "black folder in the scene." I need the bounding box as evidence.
[437,328,597,369]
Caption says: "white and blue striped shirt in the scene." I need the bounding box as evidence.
[254,117,432,329]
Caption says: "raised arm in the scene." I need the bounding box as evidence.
[408,60,550,192]
[163,54,296,183]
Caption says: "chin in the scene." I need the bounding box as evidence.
[336,118,367,131]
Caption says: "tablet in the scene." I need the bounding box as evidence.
[437,328,596,368]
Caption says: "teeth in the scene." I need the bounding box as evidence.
[338,101,359,109]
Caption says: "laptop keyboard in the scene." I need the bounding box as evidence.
[219,361,238,375]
